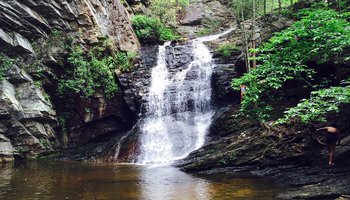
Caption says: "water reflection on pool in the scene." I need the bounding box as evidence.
[0,161,285,200]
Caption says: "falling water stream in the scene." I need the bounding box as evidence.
[138,29,234,164]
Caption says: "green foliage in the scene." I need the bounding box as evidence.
[231,0,299,19]
[277,86,350,124]
[58,46,119,98]
[148,0,189,23]
[195,28,212,37]
[0,54,14,81]
[115,51,137,72]
[232,8,350,121]
[195,18,224,36]
[131,15,180,44]
[34,80,43,89]
[32,29,65,59]
[215,43,240,58]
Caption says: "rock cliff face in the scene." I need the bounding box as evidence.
[177,0,235,37]
[0,0,139,52]
[0,0,139,161]
[0,64,58,161]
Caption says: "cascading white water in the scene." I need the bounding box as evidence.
[138,29,234,165]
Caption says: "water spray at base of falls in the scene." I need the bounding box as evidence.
[137,29,234,165]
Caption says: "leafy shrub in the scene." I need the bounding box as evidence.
[215,44,240,58]
[277,86,350,124]
[232,8,350,122]
[115,51,137,72]
[132,15,179,44]
[58,46,119,98]
[148,0,189,23]
[58,42,137,98]
[195,28,212,37]
[195,19,223,36]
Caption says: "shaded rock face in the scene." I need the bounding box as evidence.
[0,0,139,53]
[0,0,140,161]
[64,92,136,146]
[0,64,58,160]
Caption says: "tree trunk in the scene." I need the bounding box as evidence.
[240,0,251,72]
[278,0,282,13]
[252,0,257,68]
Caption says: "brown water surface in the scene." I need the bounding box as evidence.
[0,161,286,200]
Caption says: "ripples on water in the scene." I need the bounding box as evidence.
[0,161,286,200]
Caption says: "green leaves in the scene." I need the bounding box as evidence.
[148,0,189,23]
[232,8,350,122]
[58,45,134,99]
[277,86,350,124]
[115,51,136,72]
[132,15,179,44]
[215,43,240,59]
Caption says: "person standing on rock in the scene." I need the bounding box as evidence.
[317,126,341,166]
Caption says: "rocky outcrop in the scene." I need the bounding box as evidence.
[62,92,136,146]
[176,110,350,199]
[0,64,58,161]
[0,0,140,161]
[177,0,235,37]
[0,0,139,52]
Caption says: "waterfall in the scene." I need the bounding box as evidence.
[137,29,234,165]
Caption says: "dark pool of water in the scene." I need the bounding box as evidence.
[0,161,286,200]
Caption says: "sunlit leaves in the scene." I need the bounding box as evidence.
[231,8,350,122]
[132,15,180,44]
[57,45,136,99]
[277,87,350,124]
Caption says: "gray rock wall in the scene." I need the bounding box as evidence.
[0,0,139,52]
[0,0,140,161]
[0,64,58,160]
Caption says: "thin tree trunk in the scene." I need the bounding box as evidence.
[278,0,282,13]
[264,0,267,15]
[252,0,257,68]
[271,0,275,13]
[240,0,250,72]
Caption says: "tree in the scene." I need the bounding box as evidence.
[252,0,257,69]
